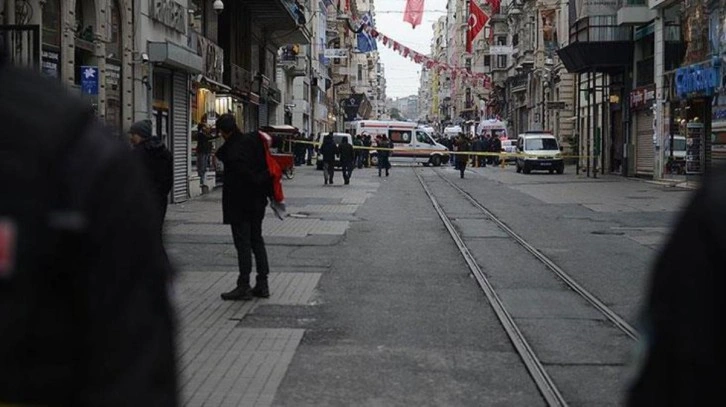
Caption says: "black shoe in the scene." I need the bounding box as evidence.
[221,286,253,301]
[251,285,270,298]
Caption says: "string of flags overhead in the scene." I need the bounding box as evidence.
[362,26,493,89]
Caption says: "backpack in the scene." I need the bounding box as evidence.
[259,131,284,203]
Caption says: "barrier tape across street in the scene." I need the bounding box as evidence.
[286,139,589,160]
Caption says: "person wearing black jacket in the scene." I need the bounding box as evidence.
[339,137,355,185]
[320,133,338,185]
[129,120,173,226]
[627,167,726,406]
[215,115,272,300]
[0,61,177,406]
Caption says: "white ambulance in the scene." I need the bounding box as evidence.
[347,120,450,166]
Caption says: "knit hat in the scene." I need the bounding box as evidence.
[129,120,153,139]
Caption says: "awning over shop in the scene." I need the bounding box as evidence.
[149,41,203,73]
[195,74,231,92]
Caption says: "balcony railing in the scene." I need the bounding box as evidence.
[569,16,632,43]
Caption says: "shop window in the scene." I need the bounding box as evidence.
[42,0,61,47]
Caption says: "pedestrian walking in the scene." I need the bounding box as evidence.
[353,135,364,168]
[472,135,483,167]
[215,114,272,301]
[362,134,372,167]
[196,114,218,186]
[482,134,492,166]
[0,61,178,406]
[129,119,174,231]
[339,137,355,184]
[377,135,392,177]
[455,133,471,179]
[320,133,338,185]
[626,166,726,406]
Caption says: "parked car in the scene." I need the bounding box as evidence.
[316,132,353,170]
[515,132,564,174]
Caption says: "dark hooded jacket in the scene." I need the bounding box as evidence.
[0,62,177,406]
[338,138,355,165]
[627,166,726,406]
[215,130,270,223]
[320,135,338,163]
[132,137,173,224]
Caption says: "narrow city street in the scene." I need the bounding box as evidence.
[165,164,693,406]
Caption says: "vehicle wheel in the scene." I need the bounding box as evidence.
[556,166,564,175]
[370,154,379,167]
[549,169,554,174]
[430,155,441,167]
[516,163,522,173]
[284,167,295,180]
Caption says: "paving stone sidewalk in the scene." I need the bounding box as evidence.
[165,167,380,406]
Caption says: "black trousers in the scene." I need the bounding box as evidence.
[231,218,269,288]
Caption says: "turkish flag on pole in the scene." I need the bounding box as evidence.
[403,0,425,29]
[467,1,489,53]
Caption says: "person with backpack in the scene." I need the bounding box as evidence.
[215,114,271,300]
[320,133,338,185]
[129,119,173,231]
[0,61,178,405]
[339,137,355,185]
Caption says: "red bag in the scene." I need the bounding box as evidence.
[259,131,284,203]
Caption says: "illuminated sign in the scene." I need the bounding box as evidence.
[675,61,720,99]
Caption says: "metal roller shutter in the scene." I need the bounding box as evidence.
[172,72,189,202]
[635,109,654,175]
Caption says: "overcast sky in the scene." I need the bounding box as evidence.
[375,0,448,99]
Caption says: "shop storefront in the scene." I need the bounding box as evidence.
[669,60,720,174]
[148,41,202,203]
[631,85,656,175]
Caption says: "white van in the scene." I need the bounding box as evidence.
[515,132,564,174]
[315,132,353,170]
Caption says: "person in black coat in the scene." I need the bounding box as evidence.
[320,133,338,185]
[0,62,177,406]
[627,167,726,406]
[338,137,355,185]
[129,119,173,232]
[215,115,272,300]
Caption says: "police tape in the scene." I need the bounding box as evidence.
[285,139,591,160]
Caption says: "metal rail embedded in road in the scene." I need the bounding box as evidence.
[432,169,640,341]
[414,170,569,407]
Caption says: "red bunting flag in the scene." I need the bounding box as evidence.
[393,42,400,51]
[382,36,388,46]
[486,0,501,14]
[467,1,489,53]
[402,47,410,58]
[403,0,425,29]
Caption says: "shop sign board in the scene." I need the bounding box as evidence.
[675,61,720,99]
[80,66,98,95]
[629,85,655,109]
[324,49,348,59]
[489,45,513,55]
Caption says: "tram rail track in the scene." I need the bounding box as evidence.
[414,168,641,407]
